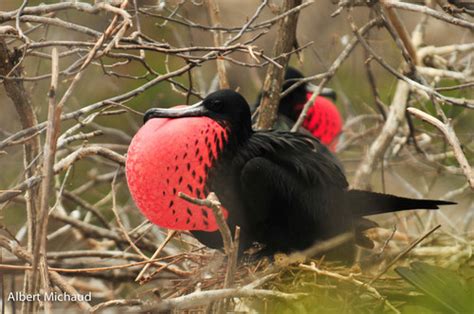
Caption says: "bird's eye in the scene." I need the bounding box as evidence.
[208,100,224,112]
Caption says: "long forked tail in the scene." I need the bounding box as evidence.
[347,189,456,217]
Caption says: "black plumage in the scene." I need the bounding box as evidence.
[144,89,455,258]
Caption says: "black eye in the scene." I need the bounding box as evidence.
[208,100,224,112]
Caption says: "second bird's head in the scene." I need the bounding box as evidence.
[281,67,336,121]
[144,89,253,142]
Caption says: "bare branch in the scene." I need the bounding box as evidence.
[407,108,474,189]
[383,0,474,30]
[206,0,229,89]
[255,0,304,130]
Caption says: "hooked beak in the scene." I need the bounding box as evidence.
[143,101,208,123]
[305,83,337,101]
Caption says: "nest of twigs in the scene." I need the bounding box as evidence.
[16,216,459,313]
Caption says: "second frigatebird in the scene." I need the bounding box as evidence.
[126,89,454,257]
[255,67,343,151]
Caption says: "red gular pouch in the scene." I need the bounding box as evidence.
[126,108,229,232]
[294,93,343,151]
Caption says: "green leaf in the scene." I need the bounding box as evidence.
[395,262,473,313]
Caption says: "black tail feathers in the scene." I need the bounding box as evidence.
[347,189,456,217]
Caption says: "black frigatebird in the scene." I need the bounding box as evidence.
[126,89,455,257]
[255,67,343,151]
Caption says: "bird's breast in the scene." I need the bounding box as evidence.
[126,116,229,231]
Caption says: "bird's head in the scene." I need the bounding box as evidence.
[281,67,337,120]
[144,89,253,143]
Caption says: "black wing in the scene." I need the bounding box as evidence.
[237,131,350,252]
[237,131,347,188]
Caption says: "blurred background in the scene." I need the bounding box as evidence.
[1,0,472,232]
[0,0,472,312]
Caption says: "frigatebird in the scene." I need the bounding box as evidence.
[277,67,343,150]
[126,89,454,257]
